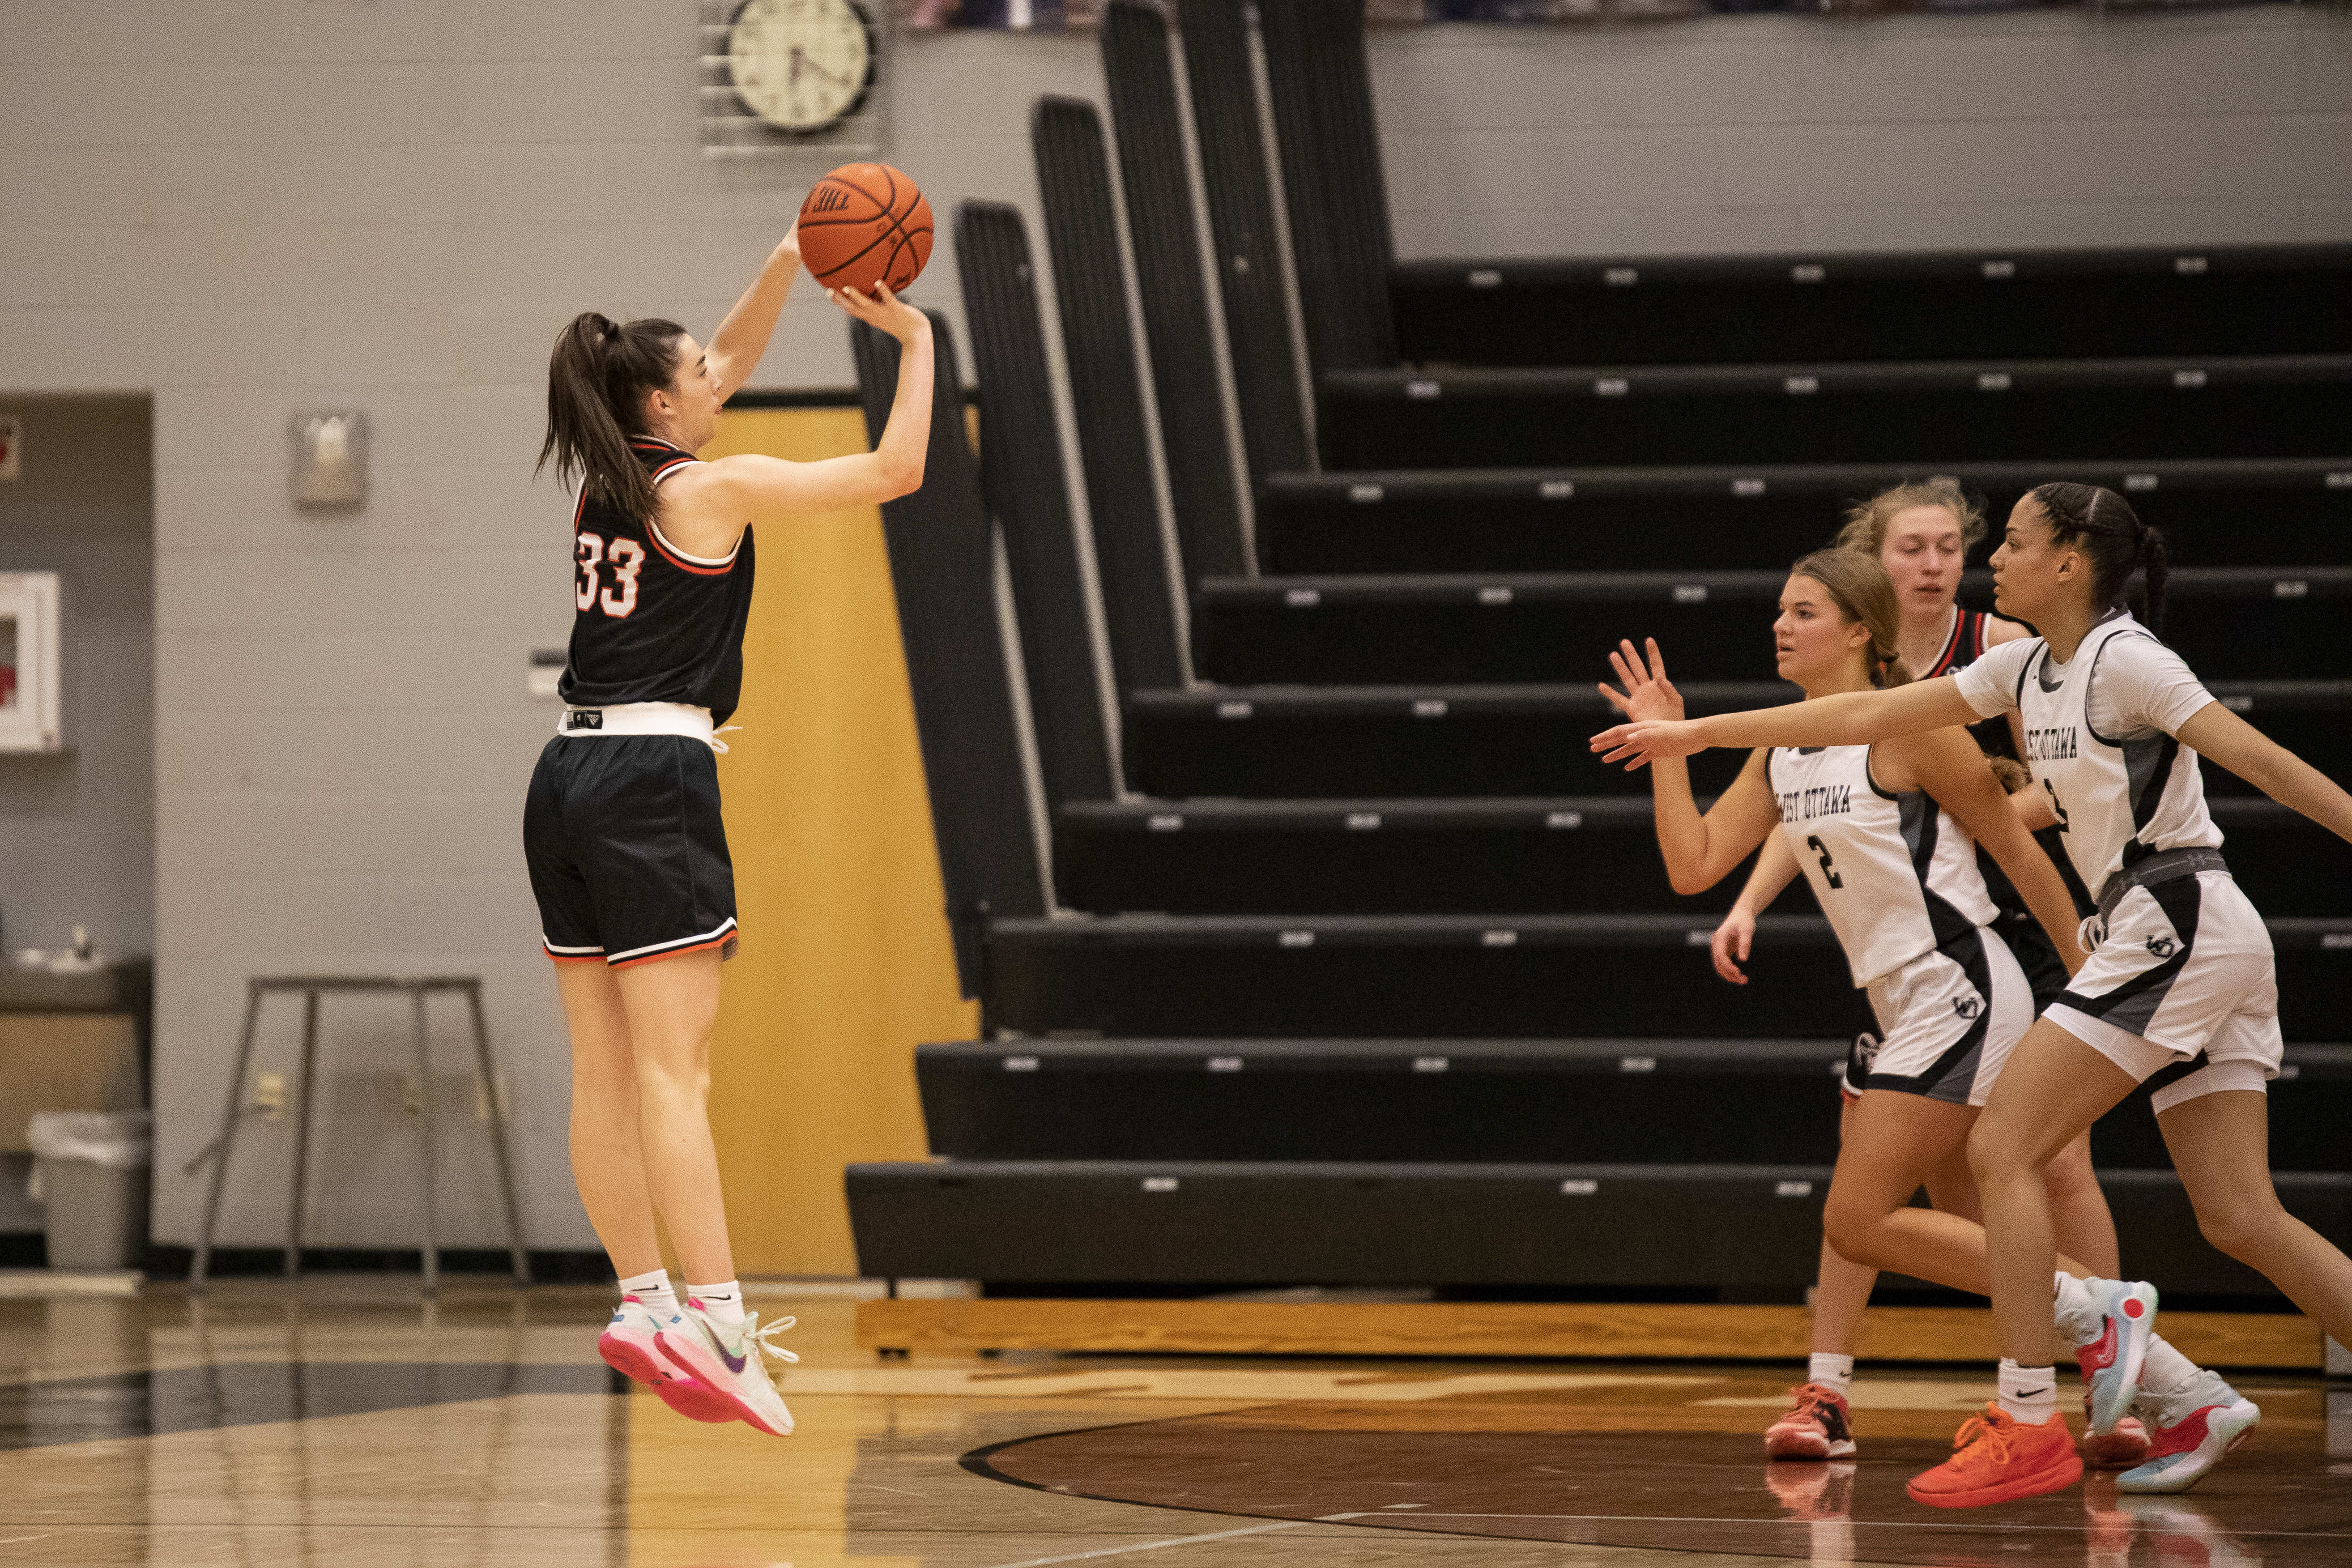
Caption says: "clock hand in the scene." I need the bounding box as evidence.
[788,44,803,87]
[796,50,856,88]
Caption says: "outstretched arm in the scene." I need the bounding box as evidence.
[706,227,803,402]
[1593,675,1979,771]
[2178,701,2352,847]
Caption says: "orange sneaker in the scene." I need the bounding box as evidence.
[1764,1382,1857,1460]
[1905,1403,2084,1509]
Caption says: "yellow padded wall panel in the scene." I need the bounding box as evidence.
[696,405,976,1278]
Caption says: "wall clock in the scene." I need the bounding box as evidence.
[726,0,877,135]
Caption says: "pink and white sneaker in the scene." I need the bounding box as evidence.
[656,1301,798,1437]
[599,1296,735,1423]
[2080,1391,2151,1469]
[2073,1278,2160,1433]
[2117,1371,2259,1494]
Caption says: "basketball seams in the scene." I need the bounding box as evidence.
[800,164,932,291]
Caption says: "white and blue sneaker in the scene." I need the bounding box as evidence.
[2117,1370,2259,1494]
[2070,1278,2160,1433]
[656,1301,798,1436]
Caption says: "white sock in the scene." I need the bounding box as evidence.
[618,1268,678,1317]
[1997,1359,2058,1426]
[2139,1334,2200,1398]
[689,1280,746,1326]
[1807,1353,1855,1398]
[2052,1271,2101,1346]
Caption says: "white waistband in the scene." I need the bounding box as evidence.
[558,702,720,750]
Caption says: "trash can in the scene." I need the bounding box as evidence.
[27,1110,152,1272]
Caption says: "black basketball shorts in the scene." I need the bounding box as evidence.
[524,734,739,968]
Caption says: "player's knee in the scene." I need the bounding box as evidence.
[2193,1195,2287,1265]
[632,1052,711,1101]
[1820,1195,1882,1267]
[2039,1139,2098,1200]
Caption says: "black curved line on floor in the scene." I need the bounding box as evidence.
[959,1417,1512,1547]
[0,1362,624,1451]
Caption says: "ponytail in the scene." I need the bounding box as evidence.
[2027,482,2169,636]
[1790,549,1912,690]
[536,312,688,526]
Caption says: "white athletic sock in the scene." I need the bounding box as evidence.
[689,1280,746,1326]
[2139,1334,2200,1398]
[618,1268,678,1317]
[1807,1353,1855,1399]
[2052,1271,2102,1346]
[1997,1359,2059,1427]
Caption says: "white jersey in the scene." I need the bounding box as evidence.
[1768,743,2000,988]
[1954,610,2223,904]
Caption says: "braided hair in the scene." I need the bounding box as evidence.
[2027,482,2170,636]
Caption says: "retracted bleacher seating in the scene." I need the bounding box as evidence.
[849,0,2352,1309]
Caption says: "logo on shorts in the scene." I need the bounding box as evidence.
[565,710,603,731]
[2146,935,2177,959]
[1951,996,1984,1020]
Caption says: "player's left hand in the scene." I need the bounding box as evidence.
[1591,717,1704,771]
[1598,637,1684,724]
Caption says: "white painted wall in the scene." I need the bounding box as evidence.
[0,1,2345,1254]
[1371,7,2352,256]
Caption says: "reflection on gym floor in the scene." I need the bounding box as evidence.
[2,1282,2345,1567]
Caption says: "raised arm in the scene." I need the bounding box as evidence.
[1594,674,1980,771]
[2177,700,2352,847]
[704,228,802,402]
[1897,726,2088,975]
[695,287,933,524]
[1599,639,1781,895]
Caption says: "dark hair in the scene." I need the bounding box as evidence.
[2025,482,2169,635]
[537,313,688,525]
[1788,549,1912,690]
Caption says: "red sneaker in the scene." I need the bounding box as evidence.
[1905,1403,2084,1509]
[1764,1382,1857,1460]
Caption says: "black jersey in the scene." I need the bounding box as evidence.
[1922,609,2017,761]
[556,439,756,725]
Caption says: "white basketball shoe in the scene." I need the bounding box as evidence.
[656,1301,798,1436]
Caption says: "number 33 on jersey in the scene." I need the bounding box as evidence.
[576,533,646,618]
[554,437,759,726]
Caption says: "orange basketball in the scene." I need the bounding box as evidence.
[797,163,933,297]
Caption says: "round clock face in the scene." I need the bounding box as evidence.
[728,0,874,134]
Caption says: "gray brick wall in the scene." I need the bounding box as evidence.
[1,2,2345,1255]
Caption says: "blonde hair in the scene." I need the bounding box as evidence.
[1788,549,1912,691]
[1789,546,2032,795]
[1833,475,1987,559]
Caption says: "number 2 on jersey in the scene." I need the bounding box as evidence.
[1805,834,1844,889]
[575,531,643,619]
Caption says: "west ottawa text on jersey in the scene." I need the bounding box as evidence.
[1776,783,1855,823]
[2026,725,2081,761]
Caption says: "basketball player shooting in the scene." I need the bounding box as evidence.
[526,213,934,1437]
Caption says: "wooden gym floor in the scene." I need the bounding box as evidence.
[2,1280,2344,1566]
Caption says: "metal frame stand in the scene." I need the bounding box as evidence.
[189,976,530,1295]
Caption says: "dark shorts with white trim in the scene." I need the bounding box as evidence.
[524,733,738,969]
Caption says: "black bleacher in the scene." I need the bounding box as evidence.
[845,0,2352,1306]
